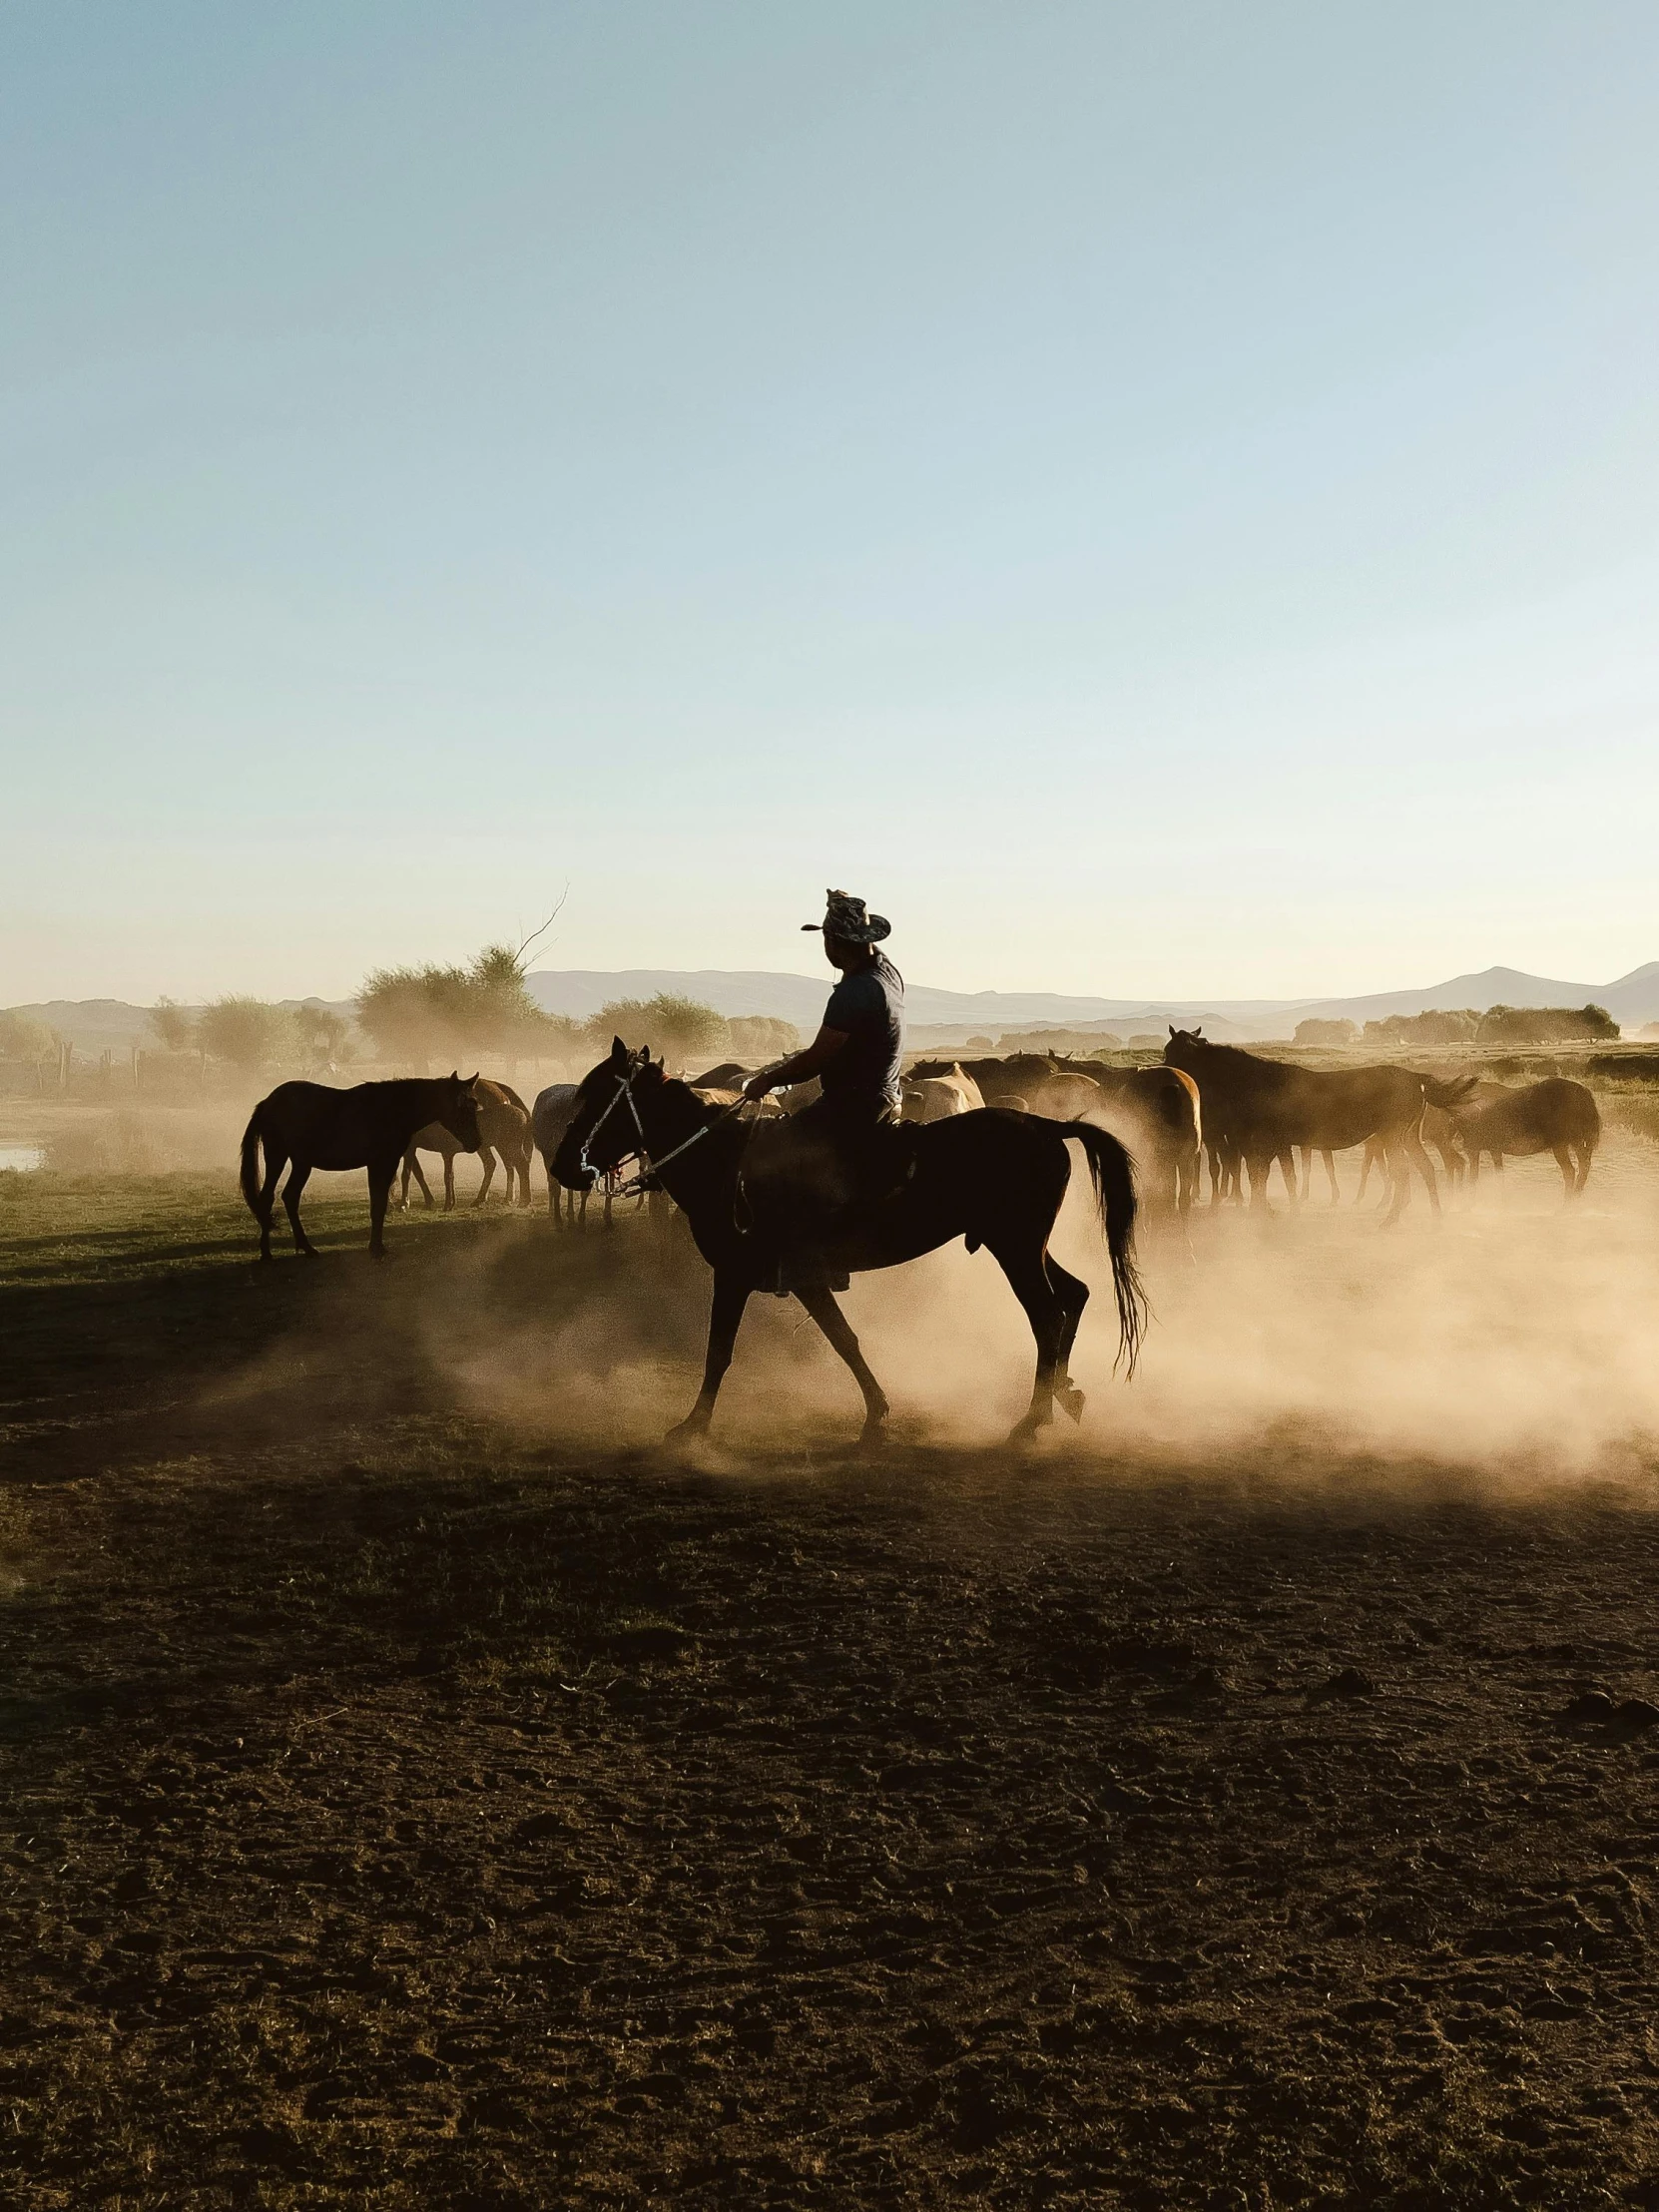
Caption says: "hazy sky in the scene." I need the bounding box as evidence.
[4,3,1657,1004]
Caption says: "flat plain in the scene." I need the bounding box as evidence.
[3,1149,1658,2209]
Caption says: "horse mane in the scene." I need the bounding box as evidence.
[1169,1034,1267,1069]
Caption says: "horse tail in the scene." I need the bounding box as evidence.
[1069,1123,1148,1378]
[1419,1073,1478,1109]
[240,1107,265,1218]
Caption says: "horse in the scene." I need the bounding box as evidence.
[910,1052,1061,1106]
[901,1065,985,1123]
[1354,1079,1512,1204]
[1163,1029,1475,1221]
[1050,1064,1205,1220]
[1456,1077,1601,1197]
[401,1079,533,1211]
[240,1074,481,1259]
[552,1040,1145,1446]
[532,1083,589,1227]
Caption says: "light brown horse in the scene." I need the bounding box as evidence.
[401,1078,533,1210]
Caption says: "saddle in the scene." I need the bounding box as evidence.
[736,1116,919,1296]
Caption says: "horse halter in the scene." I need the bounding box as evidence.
[576,1061,736,1200]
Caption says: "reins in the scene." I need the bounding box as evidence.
[577,1066,753,1201]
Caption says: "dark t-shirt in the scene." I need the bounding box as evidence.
[821,953,905,1117]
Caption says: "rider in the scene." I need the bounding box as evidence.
[740,889,908,1266]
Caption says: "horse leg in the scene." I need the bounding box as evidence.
[1573,1142,1594,1194]
[403,1152,434,1211]
[1403,1127,1440,1217]
[1551,1142,1574,1199]
[988,1242,1067,1440]
[256,1145,286,1259]
[442,1152,456,1211]
[281,1161,317,1257]
[1279,1149,1300,1206]
[794,1283,890,1442]
[1380,1139,1413,1225]
[1297,1146,1311,1201]
[1322,1148,1340,1204]
[540,1155,560,1223]
[1045,1257,1091,1423]
[474,1145,496,1208]
[666,1272,752,1438]
[367,1155,398,1257]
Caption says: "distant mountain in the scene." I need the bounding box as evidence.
[11,961,1659,1056]
[525,963,1659,1039]
[523,970,1280,1040]
[1289,963,1659,1029]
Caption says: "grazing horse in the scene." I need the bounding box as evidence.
[1163,1029,1475,1222]
[241,1074,481,1259]
[1457,1077,1601,1197]
[552,1040,1145,1446]
[401,1079,534,1210]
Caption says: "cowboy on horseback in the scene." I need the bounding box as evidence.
[548,889,1144,1441]
[738,891,911,1269]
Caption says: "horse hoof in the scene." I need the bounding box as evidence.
[664,1415,710,1443]
[1007,1412,1050,1445]
[1057,1383,1086,1425]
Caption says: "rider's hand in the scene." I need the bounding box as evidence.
[742,1070,777,1102]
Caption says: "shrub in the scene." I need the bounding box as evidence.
[1475,1003,1619,1045]
[148,998,198,1053]
[357,944,582,1063]
[728,1015,800,1060]
[196,997,295,1071]
[0,1010,58,1061]
[587,994,729,1068]
[1363,1010,1479,1045]
[1294,1017,1358,1046]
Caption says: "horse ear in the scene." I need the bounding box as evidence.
[610,1035,629,1065]
[450,1068,460,1081]
[1168,1025,1176,1038]
[468,1071,480,1088]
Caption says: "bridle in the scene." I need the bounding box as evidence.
[576,1061,750,1201]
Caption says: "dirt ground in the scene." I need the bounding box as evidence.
[3,1147,1659,2208]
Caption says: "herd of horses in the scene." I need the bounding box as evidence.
[237,1030,1605,1442]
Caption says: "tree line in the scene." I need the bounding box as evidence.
[1294,1004,1621,1048]
[123,942,797,1073]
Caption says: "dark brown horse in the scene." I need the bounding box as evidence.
[1163,1029,1474,1221]
[553,1040,1145,1445]
[241,1075,481,1259]
[1457,1077,1601,1197]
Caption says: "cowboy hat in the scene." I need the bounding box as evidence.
[801,888,890,944]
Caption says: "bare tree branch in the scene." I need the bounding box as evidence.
[512,885,569,971]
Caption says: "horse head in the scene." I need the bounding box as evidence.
[1163,1026,1205,1069]
[440,1071,484,1152]
[552,1037,663,1188]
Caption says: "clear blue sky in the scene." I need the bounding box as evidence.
[4,2,1657,1003]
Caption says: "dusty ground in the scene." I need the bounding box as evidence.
[2,1153,1658,2208]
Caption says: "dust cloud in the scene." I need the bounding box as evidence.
[416,1126,1659,1484]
